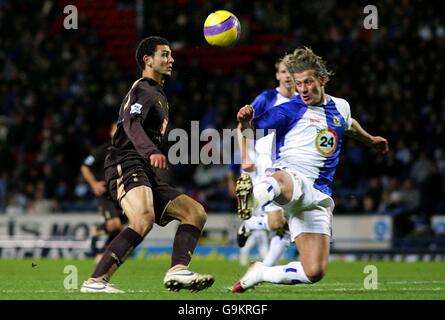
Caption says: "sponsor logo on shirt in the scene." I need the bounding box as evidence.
[315,128,338,156]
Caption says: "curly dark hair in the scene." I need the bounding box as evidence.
[135,36,170,71]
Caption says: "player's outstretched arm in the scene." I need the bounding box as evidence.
[237,105,256,172]
[345,118,389,154]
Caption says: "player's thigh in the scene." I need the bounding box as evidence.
[105,160,156,224]
[289,205,332,275]
[119,185,155,224]
[164,194,207,227]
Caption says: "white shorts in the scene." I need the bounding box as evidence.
[288,205,333,240]
[266,167,334,240]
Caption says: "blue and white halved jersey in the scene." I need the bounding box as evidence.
[253,94,352,196]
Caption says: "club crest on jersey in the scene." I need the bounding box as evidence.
[333,115,342,127]
[130,103,143,115]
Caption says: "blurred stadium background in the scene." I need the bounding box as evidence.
[1,0,445,276]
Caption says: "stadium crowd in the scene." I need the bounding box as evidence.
[1,0,444,240]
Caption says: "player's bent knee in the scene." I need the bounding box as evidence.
[129,213,155,236]
[303,265,327,283]
[268,215,286,230]
[271,171,293,201]
[190,201,207,225]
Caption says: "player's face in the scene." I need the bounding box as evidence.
[293,69,325,105]
[152,45,174,77]
[276,62,294,90]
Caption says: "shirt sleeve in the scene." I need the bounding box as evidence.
[252,106,289,139]
[83,154,95,167]
[251,93,267,117]
[122,84,162,159]
[344,100,353,130]
[82,145,103,167]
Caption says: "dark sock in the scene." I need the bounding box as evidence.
[103,230,120,250]
[91,228,143,281]
[90,235,99,256]
[171,224,201,268]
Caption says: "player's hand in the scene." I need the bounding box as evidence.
[237,105,254,124]
[371,136,389,154]
[92,181,107,196]
[150,153,168,169]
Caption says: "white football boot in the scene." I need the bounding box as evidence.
[164,266,214,292]
[231,261,264,293]
[80,279,124,293]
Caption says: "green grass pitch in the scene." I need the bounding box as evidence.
[0,256,444,300]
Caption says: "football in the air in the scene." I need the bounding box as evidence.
[203,10,241,47]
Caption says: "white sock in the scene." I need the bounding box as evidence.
[239,234,259,266]
[244,214,269,231]
[253,177,281,210]
[262,233,290,266]
[261,261,311,284]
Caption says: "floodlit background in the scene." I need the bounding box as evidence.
[1,0,444,266]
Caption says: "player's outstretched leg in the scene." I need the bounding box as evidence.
[231,261,265,293]
[231,261,312,293]
[236,173,287,220]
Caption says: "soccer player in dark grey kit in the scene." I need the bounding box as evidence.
[81,36,214,293]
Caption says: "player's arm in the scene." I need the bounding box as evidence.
[237,105,256,172]
[345,118,389,154]
[123,89,167,169]
[80,161,107,196]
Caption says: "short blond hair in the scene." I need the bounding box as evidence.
[283,47,335,82]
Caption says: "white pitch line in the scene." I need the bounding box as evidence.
[308,280,445,286]
[2,287,445,294]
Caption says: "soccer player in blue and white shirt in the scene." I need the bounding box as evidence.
[236,58,297,267]
[232,47,388,292]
